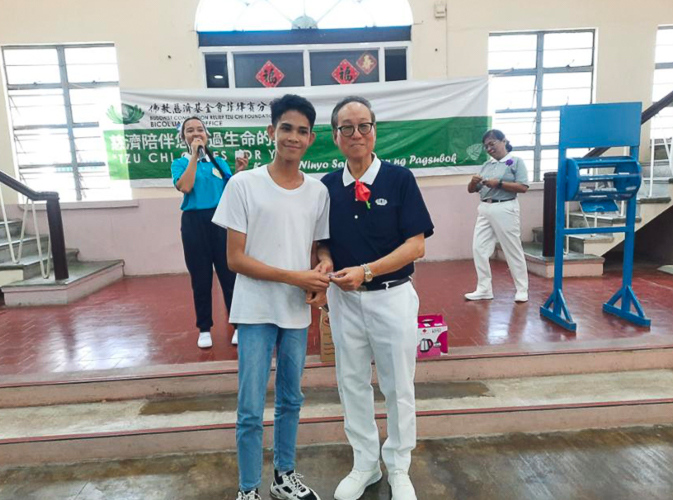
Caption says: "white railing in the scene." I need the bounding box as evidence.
[0,188,52,279]
[646,111,673,198]
[646,137,673,198]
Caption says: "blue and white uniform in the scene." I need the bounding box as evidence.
[322,155,434,474]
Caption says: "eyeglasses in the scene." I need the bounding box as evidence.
[483,140,501,150]
[337,122,374,137]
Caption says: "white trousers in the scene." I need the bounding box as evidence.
[326,282,419,473]
[472,199,528,294]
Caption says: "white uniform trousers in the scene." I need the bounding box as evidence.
[326,281,419,473]
[472,198,528,294]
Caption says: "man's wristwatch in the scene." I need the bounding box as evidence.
[361,263,374,283]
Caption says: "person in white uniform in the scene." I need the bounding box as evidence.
[466,129,530,303]
[319,96,434,500]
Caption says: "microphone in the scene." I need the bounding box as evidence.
[197,145,208,162]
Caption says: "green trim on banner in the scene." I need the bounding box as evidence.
[104,116,490,181]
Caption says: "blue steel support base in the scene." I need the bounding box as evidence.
[602,285,651,327]
[540,288,577,332]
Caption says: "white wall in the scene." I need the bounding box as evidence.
[10,182,541,275]
[411,0,671,153]
[10,198,187,276]
[0,0,672,273]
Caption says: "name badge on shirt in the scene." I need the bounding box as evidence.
[212,167,223,179]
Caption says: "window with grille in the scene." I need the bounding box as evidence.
[652,26,673,143]
[488,30,596,181]
[203,45,408,89]
[2,44,125,201]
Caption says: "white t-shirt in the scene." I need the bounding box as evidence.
[212,165,330,329]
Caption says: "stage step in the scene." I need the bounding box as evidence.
[2,337,672,408]
[531,226,615,256]
[0,248,79,286]
[641,162,673,179]
[1,260,124,306]
[527,180,672,261]
[639,175,673,198]
[1,368,672,467]
[659,265,673,276]
[500,242,604,278]
[1,339,672,467]
[0,220,21,240]
[0,235,49,263]
[568,212,643,228]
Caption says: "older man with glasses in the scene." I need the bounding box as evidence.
[318,96,434,500]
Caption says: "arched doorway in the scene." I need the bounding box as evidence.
[195,0,413,88]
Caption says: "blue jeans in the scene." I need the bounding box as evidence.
[236,323,309,491]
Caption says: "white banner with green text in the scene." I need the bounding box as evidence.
[103,78,490,187]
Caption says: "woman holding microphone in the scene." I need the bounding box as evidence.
[466,129,529,303]
[171,116,248,348]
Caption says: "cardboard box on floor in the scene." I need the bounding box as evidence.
[319,308,335,363]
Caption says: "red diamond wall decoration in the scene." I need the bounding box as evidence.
[256,61,285,88]
[332,59,360,85]
[356,52,377,75]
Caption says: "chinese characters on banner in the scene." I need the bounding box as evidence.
[148,101,269,115]
[110,129,274,153]
[103,78,491,184]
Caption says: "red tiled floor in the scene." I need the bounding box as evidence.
[0,260,672,377]
[415,260,672,347]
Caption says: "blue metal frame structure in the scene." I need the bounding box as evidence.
[540,102,651,331]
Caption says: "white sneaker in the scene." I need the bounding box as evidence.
[464,290,494,301]
[334,465,382,500]
[197,331,212,349]
[270,470,321,499]
[388,470,416,500]
[232,329,239,345]
[515,291,529,303]
[237,490,261,500]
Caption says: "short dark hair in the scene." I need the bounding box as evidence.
[482,128,513,152]
[270,94,316,129]
[331,96,377,130]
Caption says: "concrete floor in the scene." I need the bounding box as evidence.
[1,426,672,500]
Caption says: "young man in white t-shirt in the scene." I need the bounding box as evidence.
[212,94,332,500]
